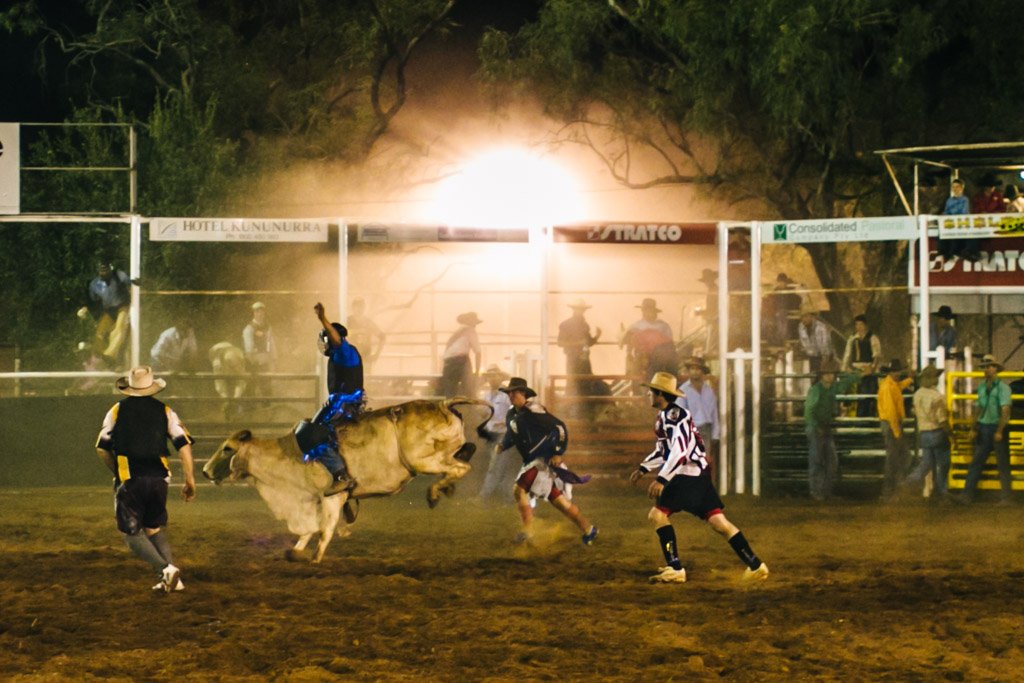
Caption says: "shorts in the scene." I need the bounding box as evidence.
[655,471,724,521]
[515,459,568,501]
[115,476,169,535]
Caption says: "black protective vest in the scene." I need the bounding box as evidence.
[327,351,364,395]
[110,396,170,478]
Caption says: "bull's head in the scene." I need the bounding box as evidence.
[202,429,253,483]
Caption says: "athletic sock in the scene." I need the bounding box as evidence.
[124,533,168,571]
[656,525,682,570]
[148,530,175,566]
[728,531,761,570]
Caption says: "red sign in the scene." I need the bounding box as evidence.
[913,236,1024,287]
[553,223,716,244]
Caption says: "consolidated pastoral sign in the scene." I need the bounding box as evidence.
[760,216,917,244]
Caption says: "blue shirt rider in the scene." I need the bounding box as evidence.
[309,302,365,496]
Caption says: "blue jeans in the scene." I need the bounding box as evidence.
[905,428,951,496]
[963,423,1012,500]
[807,426,838,500]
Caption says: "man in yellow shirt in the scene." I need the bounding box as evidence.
[877,359,914,501]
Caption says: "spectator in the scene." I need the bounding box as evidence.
[877,359,914,502]
[242,301,276,397]
[208,342,247,419]
[697,269,718,352]
[1005,185,1024,213]
[901,364,951,502]
[971,175,1005,214]
[959,354,1013,505]
[79,261,132,369]
[477,365,516,503]
[943,179,969,215]
[803,358,862,501]
[438,312,482,397]
[347,298,386,372]
[798,304,834,374]
[680,356,719,481]
[767,273,803,346]
[622,298,677,381]
[149,318,199,373]
[557,298,609,420]
[929,305,958,359]
[840,314,882,417]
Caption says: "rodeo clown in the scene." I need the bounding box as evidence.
[630,371,768,584]
[95,366,196,593]
[298,302,365,497]
[499,377,598,546]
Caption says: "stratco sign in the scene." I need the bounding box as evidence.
[912,236,1024,287]
[553,223,715,244]
[0,122,19,215]
[936,213,1024,240]
[150,218,329,242]
[760,216,917,243]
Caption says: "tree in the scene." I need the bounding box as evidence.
[479,0,1024,330]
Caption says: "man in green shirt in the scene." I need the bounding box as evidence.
[804,358,862,501]
[960,354,1013,504]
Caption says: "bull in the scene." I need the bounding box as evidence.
[202,398,491,563]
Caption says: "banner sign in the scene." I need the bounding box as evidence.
[356,223,528,243]
[0,123,19,215]
[150,218,329,242]
[553,223,715,244]
[935,213,1024,240]
[912,236,1024,287]
[760,216,917,244]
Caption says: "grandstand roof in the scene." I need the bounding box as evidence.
[874,142,1024,171]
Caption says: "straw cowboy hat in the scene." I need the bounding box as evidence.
[917,364,943,386]
[481,364,509,379]
[456,311,482,326]
[979,354,1004,371]
[934,305,956,320]
[567,298,592,310]
[637,298,661,312]
[642,371,685,397]
[251,301,266,311]
[116,366,166,397]
[685,356,711,374]
[499,377,536,398]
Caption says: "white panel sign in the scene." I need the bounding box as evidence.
[759,216,917,244]
[150,218,329,242]
[936,213,1024,240]
[0,123,20,215]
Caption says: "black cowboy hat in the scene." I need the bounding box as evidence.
[934,305,956,320]
[499,377,537,398]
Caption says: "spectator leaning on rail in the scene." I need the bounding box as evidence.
[803,358,863,501]
[629,371,768,584]
[929,306,958,360]
[94,366,196,593]
[841,314,882,417]
[149,317,199,373]
[797,304,834,375]
[79,261,132,369]
[877,359,914,502]
[958,354,1014,506]
[901,364,952,502]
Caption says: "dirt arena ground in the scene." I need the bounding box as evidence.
[1,478,1022,682]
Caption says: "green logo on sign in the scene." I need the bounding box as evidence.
[773,223,787,241]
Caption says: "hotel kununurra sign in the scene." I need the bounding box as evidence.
[150,218,329,242]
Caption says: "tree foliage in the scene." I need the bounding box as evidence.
[480,0,1024,327]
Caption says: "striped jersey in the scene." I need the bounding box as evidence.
[638,399,708,482]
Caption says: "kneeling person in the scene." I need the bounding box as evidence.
[500,377,598,546]
[630,372,768,583]
[95,366,196,593]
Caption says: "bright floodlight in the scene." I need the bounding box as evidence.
[424,148,585,228]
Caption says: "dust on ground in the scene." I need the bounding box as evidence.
[1,480,1022,681]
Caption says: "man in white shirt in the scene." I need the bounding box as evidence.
[477,365,516,503]
[150,319,198,372]
[438,312,482,397]
[680,357,719,479]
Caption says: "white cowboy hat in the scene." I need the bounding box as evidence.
[642,371,685,397]
[567,298,592,310]
[979,354,1004,371]
[116,366,166,397]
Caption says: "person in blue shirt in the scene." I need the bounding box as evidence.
[943,179,969,215]
[308,302,365,496]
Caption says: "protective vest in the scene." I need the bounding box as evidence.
[110,396,171,479]
[328,349,364,395]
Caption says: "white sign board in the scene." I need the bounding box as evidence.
[0,123,19,215]
[150,218,329,242]
[759,216,917,244]
[936,213,1024,240]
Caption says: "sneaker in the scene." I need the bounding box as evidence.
[743,562,769,582]
[159,564,181,593]
[152,577,185,592]
[581,526,599,546]
[649,566,687,583]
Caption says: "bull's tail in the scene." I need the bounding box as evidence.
[445,397,495,434]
